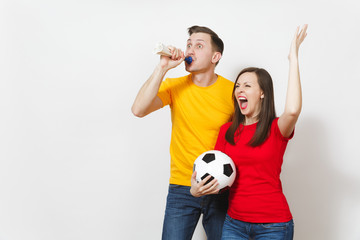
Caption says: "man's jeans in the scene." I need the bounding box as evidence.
[221,214,294,240]
[162,184,228,240]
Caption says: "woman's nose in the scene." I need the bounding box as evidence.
[236,86,243,93]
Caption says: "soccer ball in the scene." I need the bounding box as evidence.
[193,150,236,193]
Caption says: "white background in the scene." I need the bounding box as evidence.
[1,0,360,239]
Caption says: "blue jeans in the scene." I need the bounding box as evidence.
[221,214,294,240]
[162,184,228,240]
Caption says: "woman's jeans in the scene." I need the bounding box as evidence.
[221,214,294,240]
[162,184,228,240]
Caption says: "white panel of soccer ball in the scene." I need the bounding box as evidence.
[193,150,236,193]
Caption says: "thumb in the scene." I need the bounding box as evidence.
[191,171,197,181]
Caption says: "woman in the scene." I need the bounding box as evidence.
[190,25,308,239]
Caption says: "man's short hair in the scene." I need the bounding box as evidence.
[188,25,224,55]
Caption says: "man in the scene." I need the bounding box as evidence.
[132,26,233,240]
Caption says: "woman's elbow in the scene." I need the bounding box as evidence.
[286,108,302,118]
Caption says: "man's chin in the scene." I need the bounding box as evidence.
[185,66,196,73]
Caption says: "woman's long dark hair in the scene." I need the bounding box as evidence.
[225,67,276,147]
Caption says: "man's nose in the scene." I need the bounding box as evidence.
[187,47,195,55]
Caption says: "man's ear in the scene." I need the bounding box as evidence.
[212,52,222,64]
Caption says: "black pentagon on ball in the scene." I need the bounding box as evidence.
[193,163,196,172]
[202,153,216,163]
[223,163,233,177]
[201,173,214,185]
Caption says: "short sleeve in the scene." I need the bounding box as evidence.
[214,123,231,152]
[157,78,172,107]
[273,118,294,141]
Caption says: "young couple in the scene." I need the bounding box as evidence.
[132,24,308,240]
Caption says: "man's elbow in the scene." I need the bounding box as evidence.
[131,105,146,118]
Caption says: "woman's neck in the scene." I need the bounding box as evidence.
[244,116,259,126]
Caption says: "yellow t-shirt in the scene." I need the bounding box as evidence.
[157,74,234,186]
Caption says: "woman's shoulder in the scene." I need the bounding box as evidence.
[270,117,294,140]
[220,121,232,131]
[270,117,280,132]
[271,117,280,126]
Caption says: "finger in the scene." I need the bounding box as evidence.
[198,177,214,193]
[298,24,308,38]
[302,24,308,35]
[177,49,182,58]
[169,46,178,59]
[201,174,211,183]
[206,179,219,190]
[206,184,220,195]
[298,27,305,40]
[172,48,178,59]
[297,32,307,46]
[300,25,308,42]
[202,181,219,194]
[200,175,214,186]
[201,178,218,191]
[294,26,300,38]
[176,49,182,60]
[177,49,184,60]
[191,171,197,182]
[168,46,177,60]
[168,46,175,54]
[290,26,300,46]
[172,49,177,60]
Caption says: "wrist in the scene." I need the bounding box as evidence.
[288,57,299,65]
[155,63,169,76]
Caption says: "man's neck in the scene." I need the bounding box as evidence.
[191,71,218,87]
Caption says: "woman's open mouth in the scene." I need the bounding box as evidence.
[239,96,248,110]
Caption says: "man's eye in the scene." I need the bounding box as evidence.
[197,45,203,49]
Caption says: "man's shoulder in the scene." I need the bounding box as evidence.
[165,74,191,84]
[160,74,190,92]
[217,75,234,87]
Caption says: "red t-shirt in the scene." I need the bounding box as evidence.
[215,118,293,223]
